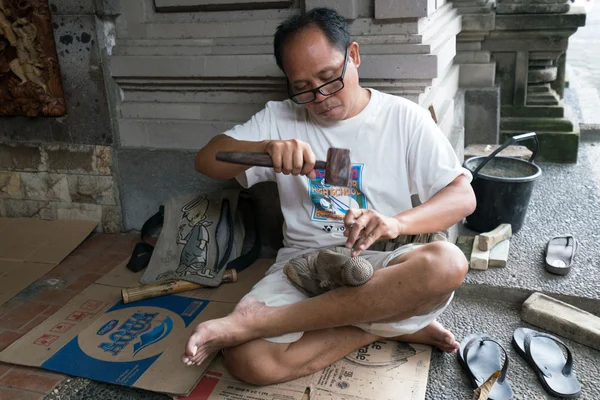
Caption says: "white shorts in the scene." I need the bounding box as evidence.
[240,244,454,343]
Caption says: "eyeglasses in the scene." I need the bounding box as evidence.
[287,48,348,105]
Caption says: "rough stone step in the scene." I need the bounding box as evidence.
[527,97,561,106]
[521,292,600,352]
[502,105,565,118]
[527,84,553,93]
[500,116,574,132]
[526,95,561,104]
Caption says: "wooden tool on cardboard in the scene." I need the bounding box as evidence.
[122,269,238,304]
[216,147,352,187]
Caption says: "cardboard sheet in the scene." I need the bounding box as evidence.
[0,258,431,399]
[181,341,431,400]
[0,218,97,306]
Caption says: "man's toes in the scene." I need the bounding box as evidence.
[185,341,198,357]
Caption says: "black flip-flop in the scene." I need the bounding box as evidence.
[458,333,514,400]
[512,328,581,398]
[545,235,578,275]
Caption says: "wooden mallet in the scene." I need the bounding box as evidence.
[216,148,352,187]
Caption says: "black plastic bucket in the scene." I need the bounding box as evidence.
[463,132,542,233]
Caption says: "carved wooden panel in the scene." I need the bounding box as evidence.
[0,0,66,117]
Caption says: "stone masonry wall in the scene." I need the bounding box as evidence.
[0,142,121,232]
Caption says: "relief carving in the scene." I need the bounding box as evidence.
[0,0,66,117]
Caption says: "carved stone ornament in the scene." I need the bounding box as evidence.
[0,0,66,117]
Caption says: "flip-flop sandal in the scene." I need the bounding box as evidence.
[512,328,581,398]
[458,333,514,400]
[545,235,579,275]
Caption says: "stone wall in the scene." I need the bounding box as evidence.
[0,0,123,232]
[0,142,121,232]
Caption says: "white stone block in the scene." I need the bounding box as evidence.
[489,239,510,267]
[470,236,490,270]
[521,293,600,352]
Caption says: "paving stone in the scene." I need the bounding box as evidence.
[0,331,23,352]
[0,368,64,394]
[521,292,600,352]
[0,363,12,378]
[0,303,50,331]
[0,387,44,400]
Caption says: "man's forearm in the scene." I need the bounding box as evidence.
[394,175,476,235]
[195,134,269,180]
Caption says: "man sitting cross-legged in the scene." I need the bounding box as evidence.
[182,7,476,386]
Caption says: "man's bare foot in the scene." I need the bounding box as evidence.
[392,321,459,353]
[181,297,268,366]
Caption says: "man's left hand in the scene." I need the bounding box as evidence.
[343,209,402,257]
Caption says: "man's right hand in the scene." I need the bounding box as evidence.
[264,139,317,179]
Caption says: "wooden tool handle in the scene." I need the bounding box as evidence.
[122,269,238,304]
[216,151,327,170]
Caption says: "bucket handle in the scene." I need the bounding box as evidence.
[471,132,539,178]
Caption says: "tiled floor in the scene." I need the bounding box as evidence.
[0,232,139,400]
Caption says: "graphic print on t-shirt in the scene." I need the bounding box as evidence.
[309,164,367,224]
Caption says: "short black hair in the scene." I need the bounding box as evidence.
[273,7,351,72]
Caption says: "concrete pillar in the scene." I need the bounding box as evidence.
[484,7,586,162]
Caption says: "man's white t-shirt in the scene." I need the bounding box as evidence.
[224,88,472,251]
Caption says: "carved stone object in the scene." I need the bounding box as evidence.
[0,0,66,117]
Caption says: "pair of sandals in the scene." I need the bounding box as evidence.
[545,235,579,275]
[458,328,582,399]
